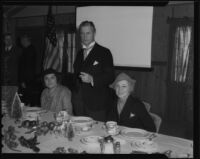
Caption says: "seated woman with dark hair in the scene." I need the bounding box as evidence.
[41,68,73,115]
[107,73,156,132]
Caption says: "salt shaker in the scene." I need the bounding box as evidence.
[103,136,114,154]
[114,141,121,154]
[63,122,68,138]
[35,116,39,127]
[67,121,74,141]
[104,141,114,154]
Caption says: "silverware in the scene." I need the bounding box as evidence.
[148,133,157,141]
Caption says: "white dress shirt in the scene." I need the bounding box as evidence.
[82,41,96,59]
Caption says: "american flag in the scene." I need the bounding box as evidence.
[43,6,63,72]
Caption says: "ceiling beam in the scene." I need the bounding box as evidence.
[3,6,26,18]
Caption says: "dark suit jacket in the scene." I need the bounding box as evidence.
[1,46,22,85]
[107,95,156,132]
[73,43,115,113]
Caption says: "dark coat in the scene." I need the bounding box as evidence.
[73,43,115,114]
[107,95,156,132]
[1,46,22,85]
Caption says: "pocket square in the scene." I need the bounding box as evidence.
[129,113,135,118]
[93,61,99,65]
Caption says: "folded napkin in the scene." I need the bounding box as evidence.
[131,140,158,154]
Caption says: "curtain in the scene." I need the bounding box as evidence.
[66,33,76,73]
[167,22,193,124]
[171,26,192,83]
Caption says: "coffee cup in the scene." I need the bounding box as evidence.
[106,121,117,129]
[106,121,118,135]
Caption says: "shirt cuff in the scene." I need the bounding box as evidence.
[91,76,94,87]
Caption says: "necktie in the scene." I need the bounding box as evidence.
[83,49,88,60]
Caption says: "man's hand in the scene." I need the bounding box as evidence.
[79,72,94,86]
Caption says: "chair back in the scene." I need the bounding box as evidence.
[149,112,162,133]
[143,101,151,112]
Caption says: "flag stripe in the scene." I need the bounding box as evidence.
[43,6,63,73]
[46,47,58,68]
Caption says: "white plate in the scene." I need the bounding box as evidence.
[121,128,150,139]
[71,116,93,123]
[25,107,42,112]
[131,140,158,153]
[81,135,103,144]
[25,107,47,114]
[71,116,93,127]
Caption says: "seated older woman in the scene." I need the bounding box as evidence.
[107,73,156,132]
[41,68,73,115]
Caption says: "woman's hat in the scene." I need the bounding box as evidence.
[110,72,136,89]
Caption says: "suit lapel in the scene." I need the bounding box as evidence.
[119,95,131,121]
[83,43,97,65]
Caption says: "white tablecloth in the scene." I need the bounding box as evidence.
[2,111,193,157]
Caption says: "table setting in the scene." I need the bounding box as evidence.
[1,105,193,157]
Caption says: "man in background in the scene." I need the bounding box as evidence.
[73,21,115,122]
[19,34,37,106]
[2,33,21,86]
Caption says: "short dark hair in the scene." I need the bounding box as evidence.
[42,68,62,84]
[78,21,96,33]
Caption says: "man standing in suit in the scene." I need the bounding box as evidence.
[2,33,21,86]
[73,21,115,122]
[19,34,37,105]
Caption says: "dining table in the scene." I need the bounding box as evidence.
[1,107,193,158]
